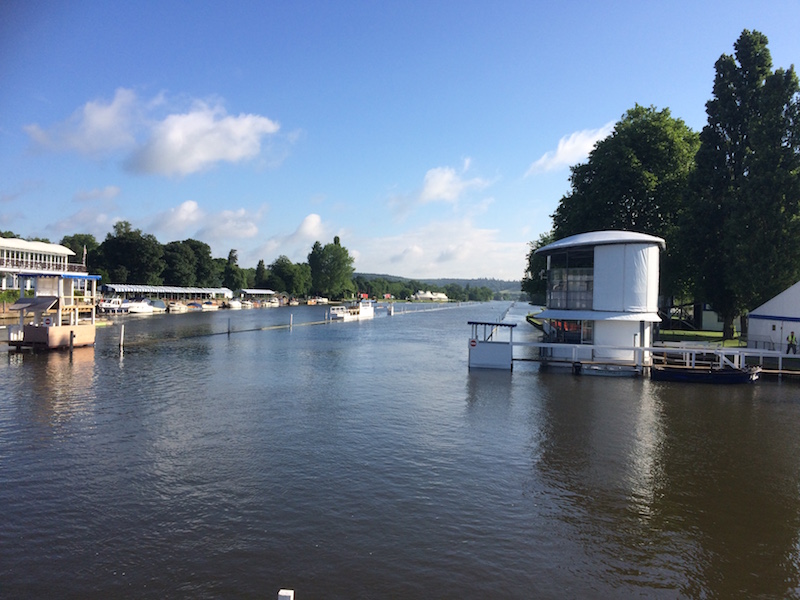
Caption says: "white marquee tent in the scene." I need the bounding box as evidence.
[748,281,800,351]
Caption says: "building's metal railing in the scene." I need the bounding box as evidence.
[0,257,87,274]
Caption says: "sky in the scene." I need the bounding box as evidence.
[2,1,800,281]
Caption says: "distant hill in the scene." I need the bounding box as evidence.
[355,273,521,294]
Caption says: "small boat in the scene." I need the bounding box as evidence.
[168,301,188,313]
[187,302,203,311]
[330,299,375,322]
[225,299,242,309]
[650,365,760,384]
[201,301,219,311]
[98,296,128,314]
[241,300,254,309]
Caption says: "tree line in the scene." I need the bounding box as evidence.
[522,30,800,338]
[2,224,497,302]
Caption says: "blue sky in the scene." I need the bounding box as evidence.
[2,1,799,280]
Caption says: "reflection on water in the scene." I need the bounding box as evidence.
[3,304,800,598]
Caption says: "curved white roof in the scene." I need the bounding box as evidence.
[535,230,666,254]
[0,237,75,256]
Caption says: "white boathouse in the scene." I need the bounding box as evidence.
[534,230,665,369]
[1,238,100,350]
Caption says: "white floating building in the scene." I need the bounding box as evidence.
[534,231,665,369]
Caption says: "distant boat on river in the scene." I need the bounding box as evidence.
[330,300,375,322]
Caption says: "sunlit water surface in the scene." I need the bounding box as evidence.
[3,302,800,599]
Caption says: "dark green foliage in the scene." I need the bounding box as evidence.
[162,241,198,286]
[222,249,248,291]
[687,30,800,337]
[521,231,554,304]
[95,221,165,284]
[308,237,355,299]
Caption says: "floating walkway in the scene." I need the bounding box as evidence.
[467,314,800,379]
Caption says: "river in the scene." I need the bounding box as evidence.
[2,302,800,599]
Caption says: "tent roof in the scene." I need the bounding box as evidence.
[0,237,75,256]
[9,296,58,312]
[535,231,666,255]
[749,280,800,320]
[103,284,232,295]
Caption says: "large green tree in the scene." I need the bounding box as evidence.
[687,30,800,337]
[222,249,248,291]
[162,241,198,286]
[550,104,700,296]
[60,233,99,267]
[308,236,355,299]
[96,221,165,284]
[182,238,216,286]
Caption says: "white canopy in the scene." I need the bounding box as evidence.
[538,309,661,322]
[535,230,666,255]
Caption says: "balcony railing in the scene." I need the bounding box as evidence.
[0,257,88,274]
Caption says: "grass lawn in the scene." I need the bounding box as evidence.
[657,330,746,347]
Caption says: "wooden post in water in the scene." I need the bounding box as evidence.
[228,318,231,336]
[69,330,74,354]
[119,324,125,350]
[290,313,293,330]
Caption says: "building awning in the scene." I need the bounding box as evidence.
[537,309,661,322]
[9,296,58,312]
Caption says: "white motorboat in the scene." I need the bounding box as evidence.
[125,299,154,315]
[330,300,375,322]
[98,296,128,314]
[168,301,189,313]
[226,299,242,309]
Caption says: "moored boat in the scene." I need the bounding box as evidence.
[330,299,375,322]
[125,298,154,315]
[168,301,188,313]
[98,296,128,314]
[650,365,760,384]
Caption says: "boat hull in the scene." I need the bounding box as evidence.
[650,366,760,384]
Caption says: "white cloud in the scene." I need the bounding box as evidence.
[352,218,528,280]
[46,207,118,240]
[25,88,138,155]
[25,89,281,176]
[419,160,489,203]
[128,102,280,176]
[196,207,261,241]
[248,213,328,265]
[525,121,614,176]
[150,200,207,236]
[74,185,121,202]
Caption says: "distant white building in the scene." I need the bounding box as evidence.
[413,290,449,302]
[534,230,664,365]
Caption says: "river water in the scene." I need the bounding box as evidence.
[2,302,800,599]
